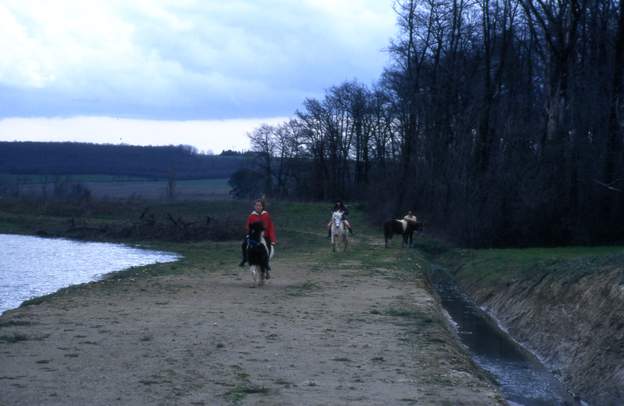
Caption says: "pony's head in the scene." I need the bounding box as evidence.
[331,211,344,228]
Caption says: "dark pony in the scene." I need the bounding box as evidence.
[246,221,270,286]
[383,219,423,248]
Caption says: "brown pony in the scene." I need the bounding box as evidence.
[383,219,422,248]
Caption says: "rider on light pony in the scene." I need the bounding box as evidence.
[327,200,353,238]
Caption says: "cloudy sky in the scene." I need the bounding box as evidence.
[0,0,396,152]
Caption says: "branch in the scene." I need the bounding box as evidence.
[593,179,622,192]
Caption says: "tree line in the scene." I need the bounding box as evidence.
[233,0,624,247]
[0,142,249,180]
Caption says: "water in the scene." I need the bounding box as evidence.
[0,234,179,315]
[429,268,580,406]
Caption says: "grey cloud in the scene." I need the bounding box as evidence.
[0,0,395,119]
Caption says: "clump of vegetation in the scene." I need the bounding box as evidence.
[224,384,271,404]
[224,364,272,404]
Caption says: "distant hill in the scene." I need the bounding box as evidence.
[0,141,251,179]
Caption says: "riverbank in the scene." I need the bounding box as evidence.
[0,200,504,405]
[423,240,624,405]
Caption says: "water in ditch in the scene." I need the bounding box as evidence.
[429,267,582,406]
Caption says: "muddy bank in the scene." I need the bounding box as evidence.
[442,250,624,405]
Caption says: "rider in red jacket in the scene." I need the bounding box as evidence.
[245,204,277,245]
[240,199,277,275]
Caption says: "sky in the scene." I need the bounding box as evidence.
[0,0,397,152]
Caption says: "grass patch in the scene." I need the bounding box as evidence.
[0,333,29,343]
[415,237,454,257]
[0,197,430,313]
[431,244,624,289]
[0,320,33,328]
[224,364,272,404]
[413,233,624,299]
[20,295,52,307]
[224,384,271,403]
[384,307,435,327]
[384,307,425,318]
[19,282,98,308]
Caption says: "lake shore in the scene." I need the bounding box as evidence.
[0,200,504,405]
[0,233,179,315]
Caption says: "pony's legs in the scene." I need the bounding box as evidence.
[239,237,248,266]
[259,238,272,272]
[250,265,258,284]
[250,264,266,287]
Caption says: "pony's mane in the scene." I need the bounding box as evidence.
[249,221,265,241]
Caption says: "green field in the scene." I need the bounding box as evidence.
[2,174,231,200]
[0,174,152,183]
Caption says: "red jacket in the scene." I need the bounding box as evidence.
[246,210,277,243]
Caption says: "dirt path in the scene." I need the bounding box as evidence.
[0,244,504,405]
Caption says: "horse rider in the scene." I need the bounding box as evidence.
[327,200,353,238]
[239,199,277,278]
[403,210,418,225]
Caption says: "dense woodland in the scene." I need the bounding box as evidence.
[232,0,624,247]
[0,142,248,179]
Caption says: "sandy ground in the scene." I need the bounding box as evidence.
[0,247,504,405]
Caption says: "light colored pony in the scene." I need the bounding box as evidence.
[330,210,349,252]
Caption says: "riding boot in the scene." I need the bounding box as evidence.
[239,238,248,267]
